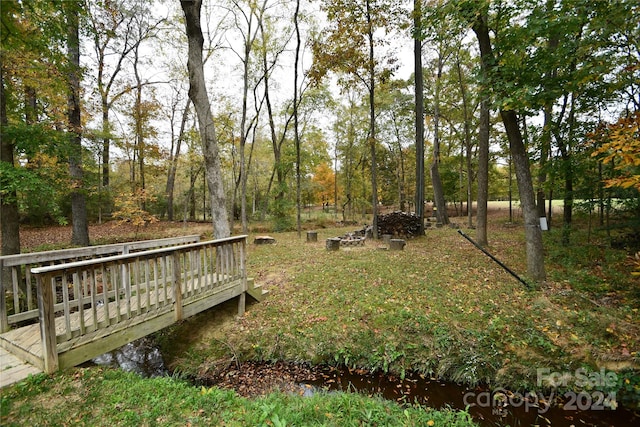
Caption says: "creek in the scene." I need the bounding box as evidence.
[91,339,638,426]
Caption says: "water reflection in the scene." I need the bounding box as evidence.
[92,337,168,378]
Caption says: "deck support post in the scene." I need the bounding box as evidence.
[36,273,58,373]
[0,259,8,333]
[237,238,246,316]
[172,253,183,321]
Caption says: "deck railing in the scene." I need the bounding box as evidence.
[0,235,201,332]
[30,235,247,373]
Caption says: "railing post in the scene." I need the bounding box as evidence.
[121,244,130,296]
[172,252,183,321]
[0,259,8,333]
[238,239,246,317]
[36,272,58,373]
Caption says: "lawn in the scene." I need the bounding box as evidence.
[2,210,639,425]
[160,217,639,398]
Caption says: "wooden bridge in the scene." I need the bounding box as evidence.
[0,235,265,386]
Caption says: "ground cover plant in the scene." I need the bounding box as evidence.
[1,368,475,426]
[2,209,639,425]
[158,212,640,406]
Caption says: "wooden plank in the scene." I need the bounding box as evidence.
[180,281,244,319]
[0,324,43,369]
[0,235,202,268]
[0,260,8,333]
[36,273,58,373]
[0,347,42,389]
[173,253,182,321]
[1,236,249,373]
[29,236,248,275]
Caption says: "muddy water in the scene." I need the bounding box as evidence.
[90,338,638,426]
[91,337,168,378]
[300,366,639,427]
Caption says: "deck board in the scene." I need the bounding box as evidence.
[0,273,244,378]
[0,347,42,388]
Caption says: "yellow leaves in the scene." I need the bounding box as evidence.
[590,112,640,191]
[113,189,159,227]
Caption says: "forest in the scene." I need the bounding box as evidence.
[1,0,639,273]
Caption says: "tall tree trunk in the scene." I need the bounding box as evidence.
[181,0,230,239]
[472,11,545,282]
[294,0,302,237]
[66,0,90,247]
[538,102,552,220]
[502,110,546,281]
[476,96,489,245]
[559,94,577,246]
[166,99,191,221]
[391,112,406,212]
[456,58,474,228]
[414,0,425,234]
[366,0,379,239]
[0,58,21,257]
[431,53,449,225]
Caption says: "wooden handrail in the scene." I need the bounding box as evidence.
[1,235,201,332]
[0,235,202,267]
[31,235,247,373]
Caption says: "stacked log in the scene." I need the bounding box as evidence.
[376,211,423,238]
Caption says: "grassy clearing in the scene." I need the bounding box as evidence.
[3,210,639,424]
[1,369,475,426]
[160,216,640,403]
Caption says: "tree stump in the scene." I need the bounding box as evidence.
[382,234,392,245]
[326,238,341,251]
[254,236,276,245]
[307,231,318,243]
[389,239,406,251]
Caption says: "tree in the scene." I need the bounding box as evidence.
[591,113,640,193]
[87,0,138,217]
[294,0,302,236]
[413,0,425,233]
[65,0,90,246]
[227,0,268,233]
[312,0,401,239]
[467,3,546,281]
[181,0,231,239]
[428,48,450,225]
[0,4,20,256]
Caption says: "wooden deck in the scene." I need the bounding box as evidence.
[0,235,266,388]
[0,347,42,388]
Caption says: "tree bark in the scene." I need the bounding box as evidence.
[502,110,546,281]
[0,58,21,257]
[66,0,90,247]
[456,57,474,229]
[294,0,302,236]
[472,10,545,282]
[366,0,379,239]
[181,0,230,239]
[166,99,191,221]
[413,0,425,234]
[431,52,449,225]
[476,96,489,246]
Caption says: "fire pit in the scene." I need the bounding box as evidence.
[339,233,365,247]
[326,232,366,251]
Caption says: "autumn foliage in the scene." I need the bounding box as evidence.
[112,189,159,227]
[591,112,640,192]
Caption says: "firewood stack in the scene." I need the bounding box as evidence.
[376,211,423,238]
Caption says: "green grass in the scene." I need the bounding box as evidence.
[4,211,640,424]
[1,369,476,426]
[160,219,640,399]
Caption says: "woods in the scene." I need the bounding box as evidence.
[1,0,639,282]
